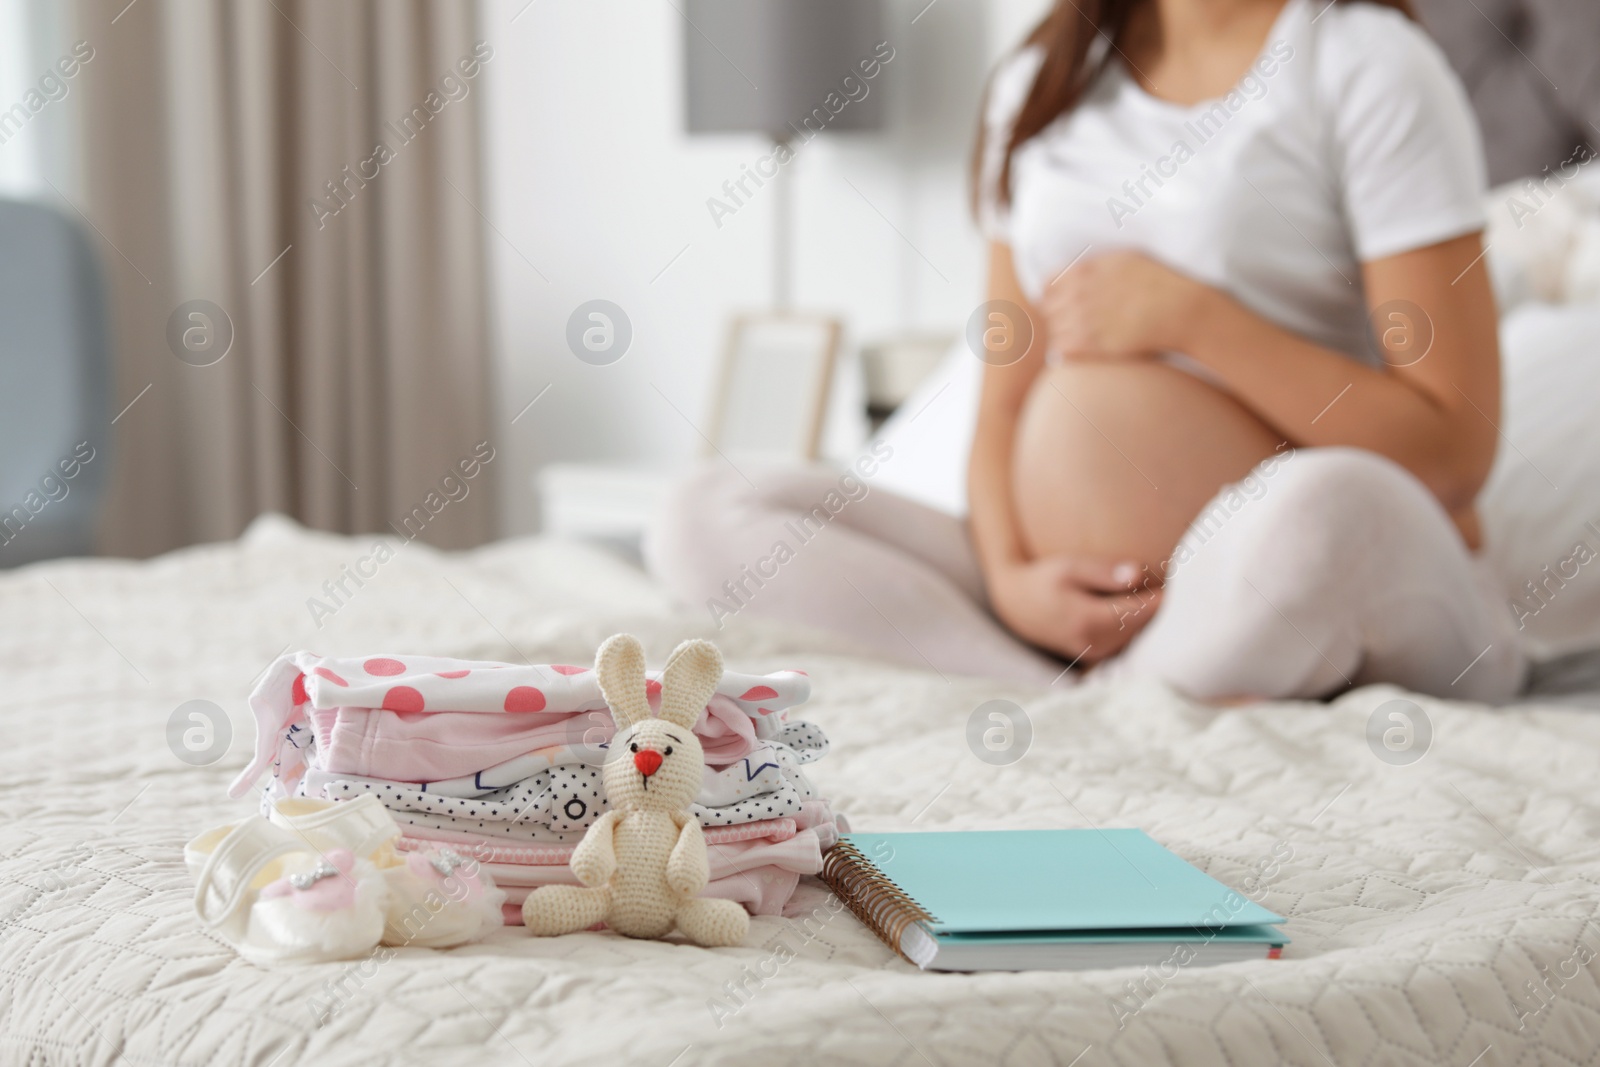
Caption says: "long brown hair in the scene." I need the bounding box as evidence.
[974,0,1416,213]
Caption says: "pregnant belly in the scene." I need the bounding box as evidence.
[1012,362,1284,572]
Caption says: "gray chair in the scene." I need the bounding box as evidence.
[0,198,110,566]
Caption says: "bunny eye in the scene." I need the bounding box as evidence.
[629,742,638,753]
[664,746,674,756]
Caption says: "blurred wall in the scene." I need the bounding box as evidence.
[481,0,1051,537]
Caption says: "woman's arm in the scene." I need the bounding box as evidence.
[1042,234,1502,522]
[1182,234,1500,517]
[968,242,1044,578]
[969,242,1157,664]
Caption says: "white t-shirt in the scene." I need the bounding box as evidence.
[979,0,1487,366]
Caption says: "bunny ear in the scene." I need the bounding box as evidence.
[594,633,650,732]
[657,638,723,730]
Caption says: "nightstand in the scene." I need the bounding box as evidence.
[534,462,681,563]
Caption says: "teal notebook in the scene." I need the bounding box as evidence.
[823,829,1287,971]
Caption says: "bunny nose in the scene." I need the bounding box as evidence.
[633,748,664,777]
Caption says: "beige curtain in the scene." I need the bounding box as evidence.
[75,0,494,556]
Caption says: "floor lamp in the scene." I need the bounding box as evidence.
[684,0,885,312]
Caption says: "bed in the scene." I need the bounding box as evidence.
[7,0,1600,1059]
[3,514,1599,1066]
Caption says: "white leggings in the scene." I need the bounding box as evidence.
[644,448,1526,703]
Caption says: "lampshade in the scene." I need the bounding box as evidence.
[684,0,887,140]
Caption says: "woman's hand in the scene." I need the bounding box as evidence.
[986,554,1162,665]
[1041,251,1205,362]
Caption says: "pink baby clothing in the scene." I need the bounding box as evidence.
[311,742,821,840]
[305,744,795,811]
[302,695,761,782]
[477,830,824,886]
[226,649,839,927]
[296,719,828,801]
[794,802,840,850]
[700,867,801,916]
[230,651,811,799]
[394,817,802,864]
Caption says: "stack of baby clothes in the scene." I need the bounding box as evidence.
[230,652,839,925]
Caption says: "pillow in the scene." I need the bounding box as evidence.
[865,340,975,518]
[1482,168,1600,310]
[1477,301,1600,659]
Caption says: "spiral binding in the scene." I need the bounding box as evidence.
[819,841,938,963]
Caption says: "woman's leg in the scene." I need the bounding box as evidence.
[644,461,1064,686]
[1094,447,1527,703]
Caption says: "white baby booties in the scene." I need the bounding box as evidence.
[522,634,750,947]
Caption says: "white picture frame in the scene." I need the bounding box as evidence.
[705,313,841,461]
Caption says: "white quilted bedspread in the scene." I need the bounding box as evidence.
[3,516,1599,1067]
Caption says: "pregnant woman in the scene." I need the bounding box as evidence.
[648,0,1526,703]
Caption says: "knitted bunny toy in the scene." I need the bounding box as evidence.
[522,634,750,948]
